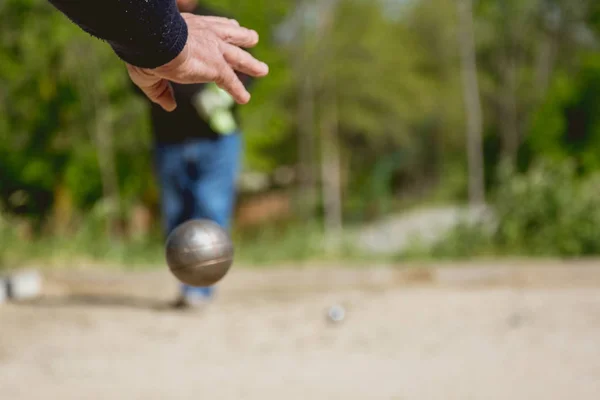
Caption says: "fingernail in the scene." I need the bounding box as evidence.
[165,101,177,112]
[239,93,250,104]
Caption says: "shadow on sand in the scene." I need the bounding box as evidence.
[11,294,178,312]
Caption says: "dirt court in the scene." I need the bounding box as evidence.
[1,261,600,400]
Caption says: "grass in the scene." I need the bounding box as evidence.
[0,211,528,273]
[0,219,396,272]
[0,232,165,272]
[3,217,598,275]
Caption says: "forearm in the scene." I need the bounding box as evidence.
[47,0,188,69]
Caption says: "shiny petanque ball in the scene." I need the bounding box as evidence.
[165,219,234,287]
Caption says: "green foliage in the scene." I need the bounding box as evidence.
[201,0,296,173]
[233,221,326,265]
[327,0,437,142]
[0,0,153,219]
[423,161,600,259]
[1,0,600,266]
[498,162,600,256]
[527,53,600,173]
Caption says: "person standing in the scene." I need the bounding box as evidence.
[46,0,265,309]
[144,0,248,309]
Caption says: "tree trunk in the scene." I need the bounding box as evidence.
[457,0,485,205]
[535,33,557,98]
[52,182,73,236]
[316,0,343,251]
[498,53,520,162]
[93,103,121,237]
[72,44,121,237]
[296,63,317,217]
[294,0,318,219]
[535,4,561,100]
[320,80,343,252]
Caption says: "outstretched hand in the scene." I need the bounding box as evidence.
[126,14,269,111]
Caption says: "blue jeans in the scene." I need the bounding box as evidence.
[154,133,242,299]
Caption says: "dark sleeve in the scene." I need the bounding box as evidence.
[47,0,188,69]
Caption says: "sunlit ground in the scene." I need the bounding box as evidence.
[1,262,599,400]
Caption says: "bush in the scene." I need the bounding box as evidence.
[526,53,600,174]
[427,160,600,258]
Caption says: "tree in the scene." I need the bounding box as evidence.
[315,0,343,250]
[457,0,485,204]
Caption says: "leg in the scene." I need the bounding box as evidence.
[191,133,242,228]
[153,142,188,237]
[155,141,210,307]
[178,133,242,301]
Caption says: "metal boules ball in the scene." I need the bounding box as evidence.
[165,219,234,287]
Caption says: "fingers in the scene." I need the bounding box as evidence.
[184,13,259,48]
[215,65,251,104]
[182,13,240,27]
[133,14,270,106]
[141,79,176,111]
[151,81,177,111]
[222,43,269,77]
[128,66,177,111]
[200,16,240,27]
[216,44,269,103]
[211,24,260,48]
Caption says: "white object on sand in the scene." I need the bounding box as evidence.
[6,269,42,301]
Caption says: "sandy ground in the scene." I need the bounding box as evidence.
[1,262,600,400]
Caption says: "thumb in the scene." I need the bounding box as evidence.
[144,79,177,112]
[126,64,177,111]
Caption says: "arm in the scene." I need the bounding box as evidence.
[47,0,269,109]
[47,0,187,69]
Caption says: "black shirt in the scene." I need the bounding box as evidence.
[144,5,244,144]
[145,79,239,144]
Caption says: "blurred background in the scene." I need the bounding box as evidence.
[1,0,600,267]
[2,1,600,399]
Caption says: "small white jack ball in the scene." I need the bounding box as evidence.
[327,304,346,323]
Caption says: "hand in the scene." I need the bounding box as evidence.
[126,14,269,111]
